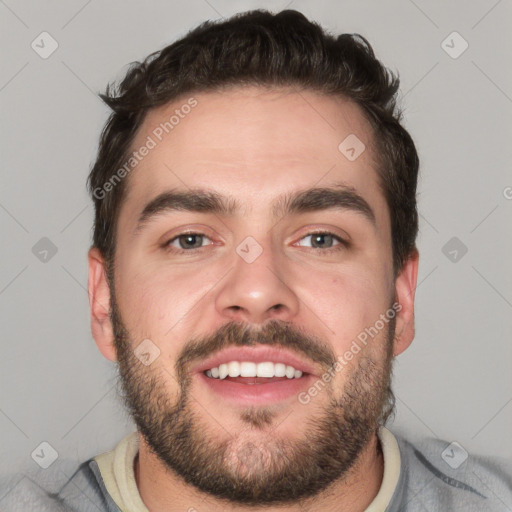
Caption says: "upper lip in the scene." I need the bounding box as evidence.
[193,346,320,377]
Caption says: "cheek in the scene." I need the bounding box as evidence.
[116,258,215,338]
[298,264,391,348]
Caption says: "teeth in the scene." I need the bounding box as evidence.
[240,362,256,377]
[219,363,229,379]
[257,362,274,378]
[285,365,295,379]
[228,361,241,377]
[274,363,286,377]
[204,361,304,380]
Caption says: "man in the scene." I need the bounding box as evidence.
[1,8,511,512]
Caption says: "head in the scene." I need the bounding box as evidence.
[88,9,419,507]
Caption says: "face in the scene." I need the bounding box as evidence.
[90,86,417,506]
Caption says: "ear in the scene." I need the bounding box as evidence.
[392,248,419,357]
[88,247,117,362]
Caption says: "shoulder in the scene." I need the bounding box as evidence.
[390,428,512,512]
[0,457,119,512]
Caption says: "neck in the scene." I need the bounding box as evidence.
[134,431,384,512]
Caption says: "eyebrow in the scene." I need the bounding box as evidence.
[133,182,376,237]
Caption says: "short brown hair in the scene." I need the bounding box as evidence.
[87,9,419,279]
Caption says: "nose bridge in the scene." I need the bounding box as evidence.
[214,231,300,323]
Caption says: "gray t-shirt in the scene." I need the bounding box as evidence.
[1,428,511,511]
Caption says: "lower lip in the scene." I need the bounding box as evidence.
[197,372,315,405]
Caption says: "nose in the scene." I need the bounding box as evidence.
[214,237,301,325]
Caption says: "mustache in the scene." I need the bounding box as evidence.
[176,319,336,380]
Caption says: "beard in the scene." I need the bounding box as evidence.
[109,288,396,507]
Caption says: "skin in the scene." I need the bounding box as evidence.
[88,86,419,511]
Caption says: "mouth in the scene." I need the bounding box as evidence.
[197,360,315,405]
[198,372,315,404]
[204,360,308,380]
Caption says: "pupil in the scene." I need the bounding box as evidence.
[180,234,202,249]
[313,234,332,248]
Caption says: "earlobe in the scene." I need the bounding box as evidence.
[88,247,117,362]
[392,248,419,357]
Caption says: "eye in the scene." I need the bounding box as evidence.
[295,231,347,252]
[163,230,348,255]
[164,232,213,253]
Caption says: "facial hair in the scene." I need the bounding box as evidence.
[109,293,396,506]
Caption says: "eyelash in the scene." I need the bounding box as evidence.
[163,231,348,255]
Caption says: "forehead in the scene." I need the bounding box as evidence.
[118,86,386,229]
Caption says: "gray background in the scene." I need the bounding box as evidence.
[1,0,511,482]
